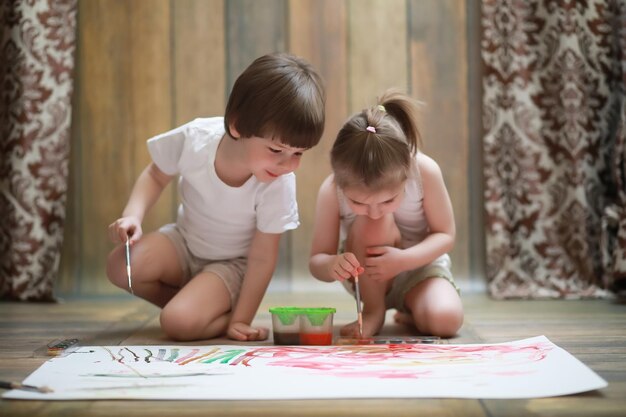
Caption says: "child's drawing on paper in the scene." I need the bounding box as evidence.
[3,336,606,400]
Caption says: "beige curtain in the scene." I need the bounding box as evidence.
[0,0,77,300]
[482,0,626,298]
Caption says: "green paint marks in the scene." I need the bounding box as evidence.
[201,349,246,364]
[165,348,180,362]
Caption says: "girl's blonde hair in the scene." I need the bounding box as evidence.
[331,89,422,191]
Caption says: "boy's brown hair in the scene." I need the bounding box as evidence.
[224,52,326,149]
[331,89,423,191]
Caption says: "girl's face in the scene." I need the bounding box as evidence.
[342,181,406,220]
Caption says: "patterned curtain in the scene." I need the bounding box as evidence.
[0,0,77,301]
[482,0,626,298]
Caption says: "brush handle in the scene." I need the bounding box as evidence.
[0,381,33,391]
[0,381,14,390]
[354,275,362,313]
[354,275,363,337]
[125,238,131,266]
[0,380,50,393]
[125,239,134,294]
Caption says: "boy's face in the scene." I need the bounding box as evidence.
[244,136,307,183]
[342,182,406,220]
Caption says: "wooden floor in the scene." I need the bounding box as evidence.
[1,291,625,417]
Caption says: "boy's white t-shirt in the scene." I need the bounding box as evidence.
[147,117,299,260]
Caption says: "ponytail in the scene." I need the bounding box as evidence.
[331,89,423,190]
[376,89,422,155]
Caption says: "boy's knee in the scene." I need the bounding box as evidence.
[106,246,126,288]
[160,304,201,341]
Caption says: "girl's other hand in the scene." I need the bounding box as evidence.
[329,253,364,282]
[108,216,143,244]
[365,246,404,281]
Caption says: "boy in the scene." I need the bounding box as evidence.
[106,53,325,341]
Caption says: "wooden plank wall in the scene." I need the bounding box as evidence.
[60,0,473,295]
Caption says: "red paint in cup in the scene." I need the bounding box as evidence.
[300,332,333,345]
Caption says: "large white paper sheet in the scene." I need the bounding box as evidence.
[3,336,606,400]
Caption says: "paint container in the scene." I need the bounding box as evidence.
[299,308,336,346]
[269,307,302,345]
[269,307,336,345]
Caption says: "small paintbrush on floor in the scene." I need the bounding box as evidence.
[0,380,54,394]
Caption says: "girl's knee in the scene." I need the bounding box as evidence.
[348,214,400,251]
[354,214,398,237]
[418,303,464,338]
[405,277,463,337]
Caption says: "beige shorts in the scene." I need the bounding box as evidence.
[342,254,459,313]
[159,223,247,307]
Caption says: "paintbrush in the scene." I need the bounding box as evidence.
[0,381,53,394]
[125,237,134,295]
[354,273,363,338]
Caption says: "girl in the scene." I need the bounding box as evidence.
[309,90,463,338]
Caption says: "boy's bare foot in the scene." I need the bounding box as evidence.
[340,310,386,338]
[393,311,415,327]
